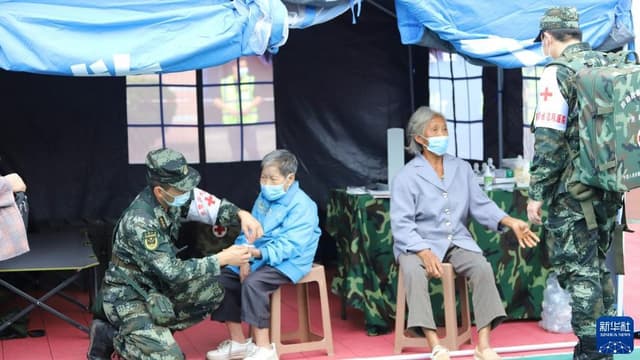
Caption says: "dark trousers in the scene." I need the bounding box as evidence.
[212,266,290,329]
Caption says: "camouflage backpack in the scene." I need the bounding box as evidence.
[549,50,640,193]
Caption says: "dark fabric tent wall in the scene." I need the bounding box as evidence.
[274,7,426,205]
[0,73,131,225]
[274,7,425,260]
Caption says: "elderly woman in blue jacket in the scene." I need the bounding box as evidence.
[207,149,320,360]
[391,107,540,360]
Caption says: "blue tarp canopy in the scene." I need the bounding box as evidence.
[0,0,633,75]
[0,0,291,76]
[394,0,634,68]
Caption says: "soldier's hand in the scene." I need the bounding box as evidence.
[416,249,443,279]
[238,210,263,243]
[216,245,251,267]
[4,173,26,193]
[239,263,251,283]
[526,200,543,225]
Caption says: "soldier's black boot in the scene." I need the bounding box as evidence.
[87,318,117,360]
[573,336,613,360]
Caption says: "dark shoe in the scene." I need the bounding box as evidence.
[573,336,613,360]
[87,318,117,360]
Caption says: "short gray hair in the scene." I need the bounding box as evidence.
[405,106,445,155]
[261,149,298,176]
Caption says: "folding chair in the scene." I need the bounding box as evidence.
[0,230,99,334]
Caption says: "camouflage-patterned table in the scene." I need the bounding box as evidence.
[326,189,549,335]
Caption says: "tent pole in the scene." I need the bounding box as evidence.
[615,206,625,316]
[497,67,504,166]
[408,45,415,111]
[364,0,396,18]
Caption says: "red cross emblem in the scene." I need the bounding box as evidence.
[205,195,216,206]
[540,87,553,101]
[212,225,227,238]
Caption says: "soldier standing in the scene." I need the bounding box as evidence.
[88,148,263,360]
[526,7,623,360]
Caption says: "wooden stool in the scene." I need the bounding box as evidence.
[270,263,334,356]
[394,263,472,353]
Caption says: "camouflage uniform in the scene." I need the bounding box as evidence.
[100,149,241,360]
[530,7,622,360]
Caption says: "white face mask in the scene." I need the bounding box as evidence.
[541,35,550,58]
[160,188,191,207]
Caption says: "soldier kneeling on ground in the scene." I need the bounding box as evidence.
[87,148,262,360]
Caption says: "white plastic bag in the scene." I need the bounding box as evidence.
[539,272,573,333]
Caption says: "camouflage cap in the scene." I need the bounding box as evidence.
[534,6,579,42]
[146,148,200,192]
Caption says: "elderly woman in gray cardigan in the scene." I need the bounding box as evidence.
[390,106,540,360]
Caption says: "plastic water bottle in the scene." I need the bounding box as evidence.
[483,163,494,191]
[473,162,481,176]
[514,155,526,188]
[487,157,496,172]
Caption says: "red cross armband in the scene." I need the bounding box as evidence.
[186,188,222,225]
[533,66,569,132]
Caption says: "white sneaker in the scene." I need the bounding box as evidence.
[206,339,255,360]
[243,343,279,360]
[431,345,450,360]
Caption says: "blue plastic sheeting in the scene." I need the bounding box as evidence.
[395,0,634,68]
[0,0,288,76]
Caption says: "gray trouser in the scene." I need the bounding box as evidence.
[211,266,291,329]
[398,246,506,332]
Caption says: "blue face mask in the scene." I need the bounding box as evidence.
[261,183,287,201]
[421,135,449,156]
[161,188,191,207]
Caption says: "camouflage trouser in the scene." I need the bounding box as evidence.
[545,194,619,339]
[103,272,224,360]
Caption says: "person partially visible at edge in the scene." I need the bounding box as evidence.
[526,7,623,360]
[391,106,540,360]
[206,149,321,360]
[212,57,264,161]
[87,148,263,360]
[213,58,263,125]
[0,173,29,261]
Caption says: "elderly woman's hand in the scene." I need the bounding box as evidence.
[501,216,540,248]
[239,263,251,283]
[238,210,264,243]
[416,249,444,278]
